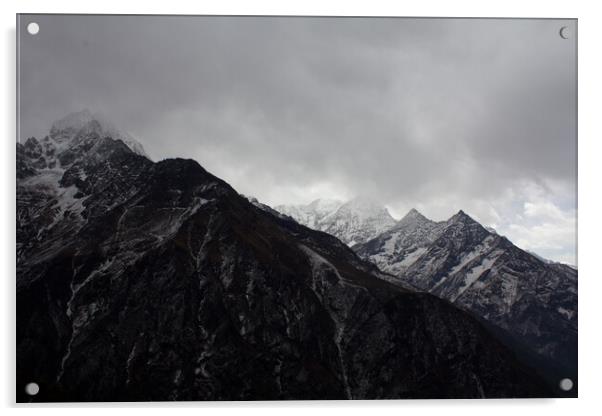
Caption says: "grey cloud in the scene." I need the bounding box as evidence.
[18,15,577,263]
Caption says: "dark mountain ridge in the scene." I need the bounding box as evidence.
[17,114,552,401]
[355,208,577,397]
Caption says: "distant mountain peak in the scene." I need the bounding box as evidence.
[275,196,396,247]
[399,208,429,223]
[448,209,478,225]
[49,110,149,159]
[336,196,393,218]
[354,202,577,387]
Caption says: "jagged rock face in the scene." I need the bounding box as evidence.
[355,208,445,277]
[355,209,578,393]
[17,111,150,268]
[17,110,148,179]
[276,197,396,247]
[49,109,149,158]
[17,121,550,401]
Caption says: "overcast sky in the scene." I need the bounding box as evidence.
[18,15,577,264]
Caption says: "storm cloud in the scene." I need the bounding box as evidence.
[18,15,577,264]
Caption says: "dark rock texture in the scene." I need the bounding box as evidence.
[355,209,578,396]
[17,116,552,402]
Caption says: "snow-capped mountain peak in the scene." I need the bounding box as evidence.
[275,198,343,229]
[447,209,477,224]
[405,207,423,217]
[330,196,389,218]
[275,196,396,247]
[48,110,149,158]
[354,208,577,386]
[354,207,443,276]
[322,198,396,246]
[395,208,431,226]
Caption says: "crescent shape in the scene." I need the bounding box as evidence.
[559,26,569,39]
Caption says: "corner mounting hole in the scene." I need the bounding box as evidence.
[27,22,40,35]
[559,26,570,40]
[25,382,39,396]
[559,378,573,391]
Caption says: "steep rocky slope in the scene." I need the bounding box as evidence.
[355,208,445,276]
[16,115,551,401]
[355,209,578,395]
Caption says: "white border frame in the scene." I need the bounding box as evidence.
[3,1,601,414]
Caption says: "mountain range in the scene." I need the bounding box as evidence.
[275,198,396,246]
[274,197,577,395]
[16,112,556,401]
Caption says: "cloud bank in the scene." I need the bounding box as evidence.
[18,15,577,263]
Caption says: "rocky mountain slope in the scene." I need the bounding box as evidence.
[355,209,578,395]
[275,197,396,247]
[16,114,551,401]
[356,208,445,277]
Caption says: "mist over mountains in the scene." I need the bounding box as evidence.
[274,198,577,395]
[276,198,396,247]
[16,112,576,401]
